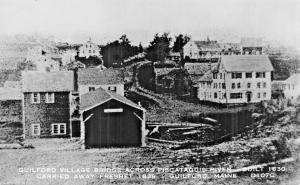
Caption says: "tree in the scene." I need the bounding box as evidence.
[146,33,171,63]
[138,43,143,53]
[101,35,140,68]
[173,34,190,52]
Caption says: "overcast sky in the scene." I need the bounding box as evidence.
[0,0,299,48]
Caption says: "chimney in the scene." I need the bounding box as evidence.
[73,68,79,92]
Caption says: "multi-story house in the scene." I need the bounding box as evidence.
[196,55,273,104]
[22,71,75,138]
[78,68,124,96]
[78,38,102,59]
[183,38,221,60]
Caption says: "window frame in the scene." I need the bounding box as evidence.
[231,83,235,89]
[246,72,252,78]
[231,72,242,79]
[230,93,243,99]
[108,86,117,92]
[51,123,66,135]
[31,124,41,136]
[89,86,96,92]
[45,93,55,103]
[31,93,40,104]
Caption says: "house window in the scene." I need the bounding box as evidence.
[108,86,117,92]
[46,93,55,103]
[220,73,222,79]
[230,93,243,99]
[257,82,261,88]
[32,124,40,136]
[51,123,66,135]
[263,92,267,98]
[237,83,241,88]
[257,93,261,98]
[263,82,266,88]
[231,73,242,79]
[246,72,252,78]
[31,93,40,103]
[214,92,218,99]
[247,83,251,88]
[222,83,226,89]
[232,83,235,89]
[89,50,91,53]
[256,72,265,78]
[213,73,218,79]
[89,87,96,91]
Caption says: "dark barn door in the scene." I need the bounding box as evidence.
[85,101,142,148]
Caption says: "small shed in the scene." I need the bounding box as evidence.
[80,87,146,148]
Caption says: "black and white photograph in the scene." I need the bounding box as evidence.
[0,0,300,184]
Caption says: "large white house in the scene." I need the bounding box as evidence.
[78,38,102,59]
[196,55,274,104]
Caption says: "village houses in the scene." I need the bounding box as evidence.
[183,37,221,60]
[196,55,274,104]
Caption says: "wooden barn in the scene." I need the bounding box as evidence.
[79,87,146,148]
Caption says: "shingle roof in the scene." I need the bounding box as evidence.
[80,87,145,112]
[198,71,213,82]
[220,55,273,72]
[0,88,22,100]
[22,71,74,92]
[184,62,218,75]
[78,68,124,85]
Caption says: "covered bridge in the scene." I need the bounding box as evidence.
[80,87,146,148]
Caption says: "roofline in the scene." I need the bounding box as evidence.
[80,97,146,113]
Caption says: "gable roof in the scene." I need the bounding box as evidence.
[78,68,124,85]
[184,62,218,76]
[22,71,74,92]
[80,87,145,112]
[0,88,22,100]
[284,73,300,85]
[220,55,273,72]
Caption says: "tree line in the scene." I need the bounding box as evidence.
[100,33,190,68]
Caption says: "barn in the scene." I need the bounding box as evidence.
[79,87,146,148]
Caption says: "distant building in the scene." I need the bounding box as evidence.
[0,88,22,124]
[3,73,21,89]
[219,43,241,55]
[26,46,61,72]
[196,55,273,104]
[240,37,265,55]
[22,71,75,138]
[78,38,102,59]
[78,68,124,96]
[272,69,300,103]
[183,38,221,59]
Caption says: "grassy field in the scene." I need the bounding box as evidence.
[0,138,299,185]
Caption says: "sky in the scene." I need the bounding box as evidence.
[0,0,300,48]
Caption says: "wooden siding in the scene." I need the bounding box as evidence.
[83,99,143,148]
[24,92,71,138]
